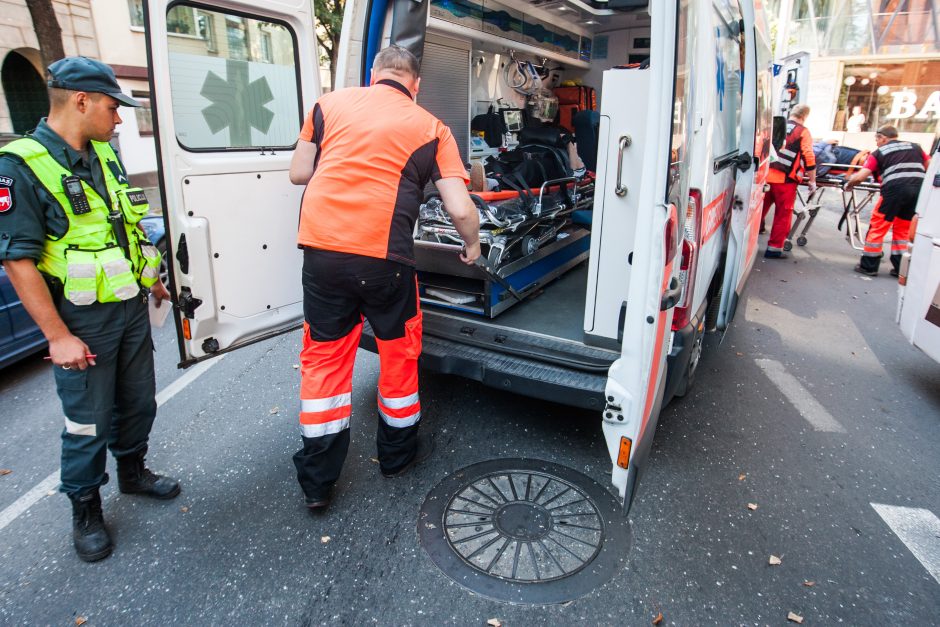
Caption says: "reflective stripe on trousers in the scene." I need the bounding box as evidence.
[298,322,360,438]
[861,200,912,262]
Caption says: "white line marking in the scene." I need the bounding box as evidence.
[871,503,940,586]
[754,358,847,433]
[0,355,224,532]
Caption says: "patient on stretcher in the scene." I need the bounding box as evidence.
[469,127,587,193]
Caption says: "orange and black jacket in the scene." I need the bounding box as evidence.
[769,121,815,184]
[297,79,469,265]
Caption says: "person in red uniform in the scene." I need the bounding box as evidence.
[288,45,481,511]
[763,104,817,258]
[845,125,930,277]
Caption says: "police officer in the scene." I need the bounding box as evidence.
[845,125,930,277]
[763,104,817,258]
[288,45,480,511]
[0,57,179,562]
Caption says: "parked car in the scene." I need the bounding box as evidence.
[0,264,46,369]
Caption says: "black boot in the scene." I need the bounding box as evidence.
[70,490,112,562]
[117,450,181,499]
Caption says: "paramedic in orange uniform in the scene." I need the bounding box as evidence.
[845,125,930,277]
[763,104,817,258]
[288,45,481,511]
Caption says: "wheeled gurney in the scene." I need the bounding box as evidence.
[784,165,880,252]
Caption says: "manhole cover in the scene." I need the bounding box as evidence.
[418,459,631,604]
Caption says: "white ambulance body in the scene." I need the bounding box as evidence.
[898,147,940,364]
[144,0,773,512]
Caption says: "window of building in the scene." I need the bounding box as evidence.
[132,90,154,136]
[166,5,300,150]
[226,17,249,61]
[835,60,940,135]
[127,0,144,28]
[167,5,197,36]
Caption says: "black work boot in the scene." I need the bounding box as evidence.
[70,490,113,562]
[117,450,181,499]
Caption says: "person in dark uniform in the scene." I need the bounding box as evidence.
[845,125,930,277]
[0,57,179,562]
[288,45,480,511]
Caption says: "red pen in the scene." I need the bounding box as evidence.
[44,354,97,360]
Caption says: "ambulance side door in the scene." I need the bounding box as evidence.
[145,0,320,366]
[717,2,773,330]
[598,1,682,514]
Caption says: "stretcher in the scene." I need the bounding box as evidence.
[784,164,880,252]
[414,176,594,317]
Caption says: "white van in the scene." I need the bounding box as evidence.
[144,0,773,512]
[898,147,940,364]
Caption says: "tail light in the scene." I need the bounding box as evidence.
[672,189,701,331]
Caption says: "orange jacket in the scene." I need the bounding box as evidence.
[768,121,815,185]
[297,80,468,264]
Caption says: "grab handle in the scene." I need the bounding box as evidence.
[615,135,632,197]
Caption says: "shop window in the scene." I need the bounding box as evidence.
[166,5,300,150]
[835,60,940,135]
[132,90,154,136]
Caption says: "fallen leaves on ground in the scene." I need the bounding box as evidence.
[803,580,816,587]
[736,352,744,356]
[321,536,331,544]
[75,618,87,626]
[0,469,11,476]
[269,407,279,415]
[747,503,758,511]
[652,612,664,625]
[369,457,379,464]
[486,619,502,627]
[787,611,804,623]
[180,506,189,513]
[769,555,782,565]
[738,473,746,481]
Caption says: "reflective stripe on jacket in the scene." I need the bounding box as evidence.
[770,121,815,183]
[872,141,927,192]
[0,138,161,304]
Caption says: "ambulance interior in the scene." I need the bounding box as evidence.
[412,0,651,351]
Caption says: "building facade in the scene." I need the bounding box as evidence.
[771,0,940,151]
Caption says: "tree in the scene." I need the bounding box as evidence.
[314,0,345,91]
[26,0,66,71]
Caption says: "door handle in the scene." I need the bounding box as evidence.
[615,135,632,197]
[660,277,682,310]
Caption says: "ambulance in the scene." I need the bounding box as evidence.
[144,0,774,512]
[897,146,940,364]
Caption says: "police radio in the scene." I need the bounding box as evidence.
[62,175,91,215]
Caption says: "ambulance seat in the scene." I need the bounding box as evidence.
[573,110,599,172]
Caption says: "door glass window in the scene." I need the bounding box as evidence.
[166,5,300,150]
[712,1,743,157]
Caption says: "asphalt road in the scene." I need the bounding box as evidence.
[0,198,938,625]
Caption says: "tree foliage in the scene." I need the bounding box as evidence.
[314,0,345,90]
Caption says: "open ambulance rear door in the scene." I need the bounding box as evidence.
[144,0,320,366]
[716,2,774,330]
[898,147,940,364]
[590,1,681,514]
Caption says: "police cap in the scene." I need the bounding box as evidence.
[47,56,141,107]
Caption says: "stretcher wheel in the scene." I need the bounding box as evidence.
[797,236,808,247]
[783,241,792,252]
[521,235,539,256]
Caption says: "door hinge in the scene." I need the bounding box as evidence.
[178,287,203,318]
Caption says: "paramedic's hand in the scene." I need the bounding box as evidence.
[807,180,817,194]
[460,241,481,265]
[150,280,171,307]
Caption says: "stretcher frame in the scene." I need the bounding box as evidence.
[413,177,594,317]
[785,164,880,252]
